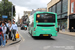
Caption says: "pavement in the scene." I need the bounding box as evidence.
[0,27,75,50]
[59,30,75,36]
[6,37,21,46]
[0,31,22,47]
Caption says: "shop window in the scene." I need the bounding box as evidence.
[71,2,74,13]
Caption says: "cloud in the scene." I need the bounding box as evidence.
[14,5,31,22]
[9,0,50,10]
[9,0,51,22]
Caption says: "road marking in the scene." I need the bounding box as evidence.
[59,37,75,43]
[19,32,25,41]
[43,46,51,50]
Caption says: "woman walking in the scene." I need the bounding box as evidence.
[1,22,7,47]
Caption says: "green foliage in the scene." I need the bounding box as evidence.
[0,0,15,20]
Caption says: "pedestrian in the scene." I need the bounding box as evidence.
[8,21,12,40]
[0,27,4,46]
[10,21,18,41]
[62,25,65,32]
[5,20,10,39]
[1,22,7,47]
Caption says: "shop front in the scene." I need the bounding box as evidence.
[69,14,75,32]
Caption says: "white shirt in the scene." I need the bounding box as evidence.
[2,25,7,34]
[10,24,18,31]
[8,23,12,29]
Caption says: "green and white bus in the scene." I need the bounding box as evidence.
[28,12,58,37]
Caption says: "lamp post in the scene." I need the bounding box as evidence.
[11,5,13,24]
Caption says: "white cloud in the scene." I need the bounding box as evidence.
[15,5,31,22]
[9,0,51,22]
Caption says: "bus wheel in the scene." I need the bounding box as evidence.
[50,36,51,38]
[31,31,34,38]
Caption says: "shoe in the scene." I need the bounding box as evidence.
[6,40,7,43]
[2,45,5,47]
[12,39,15,41]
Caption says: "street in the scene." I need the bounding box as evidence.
[0,27,75,50]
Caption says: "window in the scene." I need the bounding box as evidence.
[57,1,61,15]
[49,8,51,12]
[62,0,68,13]
[57,15,61,19]
[62,13,67,18]
[52,5,55,13]
[71,2,74,13]
[36,13,55,23]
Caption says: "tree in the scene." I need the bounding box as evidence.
[0,0,15,20]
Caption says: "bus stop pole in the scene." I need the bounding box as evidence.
[11,5,13,24]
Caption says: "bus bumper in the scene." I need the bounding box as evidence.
[33,31,57,37]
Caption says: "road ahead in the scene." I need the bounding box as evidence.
[0,27,75,50]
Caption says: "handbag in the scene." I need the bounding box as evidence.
[15,33,19,39]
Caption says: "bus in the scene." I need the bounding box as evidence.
[28,12,58,37]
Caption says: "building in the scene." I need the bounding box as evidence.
[30,8,47,15]
[24,11,31,17]
[36,8,47,12]
[47,0,75,32]
[20,11,31,24]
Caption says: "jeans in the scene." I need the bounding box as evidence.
[1,34,6,46]
[9,31,12,39]
[12,30,16,40]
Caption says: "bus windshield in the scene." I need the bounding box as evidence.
[36,13,55,23]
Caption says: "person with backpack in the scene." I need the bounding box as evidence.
[5,20,9,39]
[0,27,4,46]
[1,22,7,47]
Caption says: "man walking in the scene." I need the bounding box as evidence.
[1,22,7,47]
[10,21,18,41]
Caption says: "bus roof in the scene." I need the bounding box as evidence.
[34,12,57,15]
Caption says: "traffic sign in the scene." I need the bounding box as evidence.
[2,15,8,18]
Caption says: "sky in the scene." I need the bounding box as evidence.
[0,0,51,22]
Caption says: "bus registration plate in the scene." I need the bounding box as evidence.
[43,34,48,36]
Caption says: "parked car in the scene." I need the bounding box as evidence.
[21,24,25,30]
[25,24,27,30]
[20,24,27,30]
